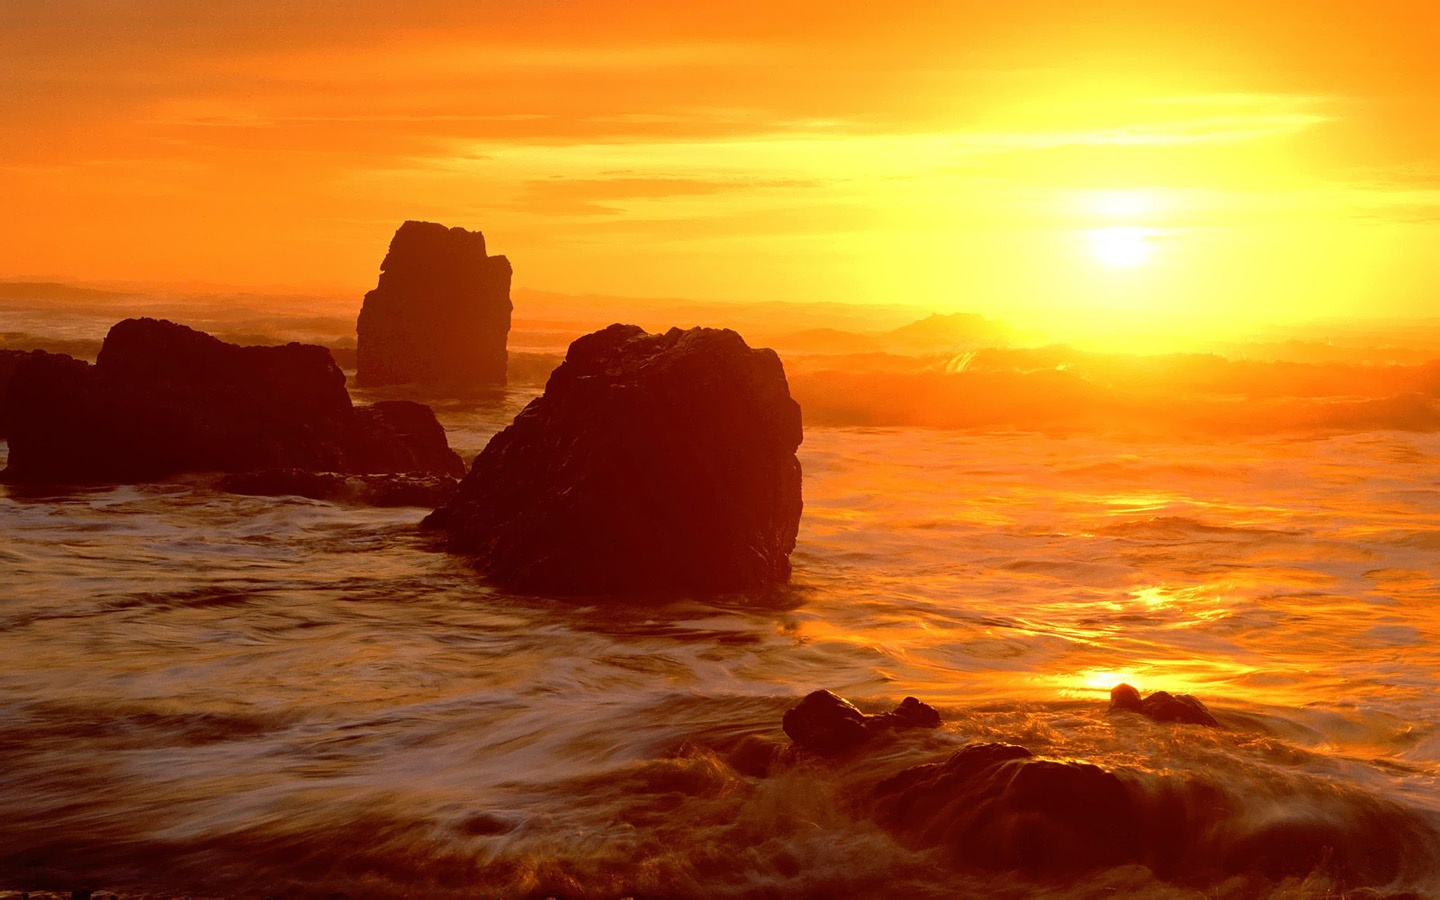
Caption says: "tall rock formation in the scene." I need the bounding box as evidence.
[356,221,512,389]
[1,318,463,483]
[425,324,804,595]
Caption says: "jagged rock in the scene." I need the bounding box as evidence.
[782,690,942,757]
[0,348,72,438]
[1109,683,1219,727]
[1,318,463,483]
[219,470,459,507]
[356,220,512,389]
[424,324,803,594]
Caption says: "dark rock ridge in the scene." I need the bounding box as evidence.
[1,318,463,483]
[218,469,460,507]
[1109,682,1220,727]
[356,220,512,389]
[872,741,1436,884]
[782,690,942,757]
[0,348,71,438]
[425,324,803,594]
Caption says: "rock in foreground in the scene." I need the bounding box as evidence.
[873,741,1434,884]
[356,220,512,389]
[1,318,463,483]
[782,690,942,757]
[425,324,803,594]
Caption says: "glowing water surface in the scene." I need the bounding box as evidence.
[1,404,1438,898]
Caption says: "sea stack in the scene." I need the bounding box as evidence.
[1,318,463,483]
[425,324,804,594]
[356,220,512,389]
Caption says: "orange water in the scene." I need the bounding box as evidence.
[2,403,1438,898]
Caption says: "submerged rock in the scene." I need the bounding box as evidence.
[356,220,512,389]
[782,689,942,757]
[1109,682,1220,727]
[1,318,463,483]
[425,324,803,594]
[871,739,1436,885]
[874,743,1141,873]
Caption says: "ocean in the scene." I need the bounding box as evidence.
[1,292,1439,898]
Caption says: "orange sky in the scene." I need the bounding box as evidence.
[4,1,1440,342]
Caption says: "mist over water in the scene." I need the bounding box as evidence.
[2,293,1440,898]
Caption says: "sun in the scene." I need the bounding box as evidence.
[1088,226,1154,268]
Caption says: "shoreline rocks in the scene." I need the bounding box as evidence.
[1,318,463,484]
[425,324,803,595]
[356,220,512,390]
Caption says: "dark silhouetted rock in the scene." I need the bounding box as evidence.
[782,690,942,757]
[356,220,512,389]
[424,324,803,594]
[1,318,463,483]
[347,400,463,475]
[1110,682,1219,727]
[783,690,873,757]
[0,348,72,438]
[874,695,943,730]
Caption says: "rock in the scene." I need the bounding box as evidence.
[1109,683,1219,727]
[874,695,944,730]
[783,690,873,757]
[0,348,71,438]
[1,318,464,483]
[872,740,1437,883]
[346,400,464,475]
[873,742,1145,873]
[356,220,512,389]
[782,690,942,757]
[424,324,803,594]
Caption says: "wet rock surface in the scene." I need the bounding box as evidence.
[1109,682,1220,726]
[782,690,942,757]
[871,740,1435,885]
[1,318,463,483]
[425,323,803,594]
[356,220,512,389]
